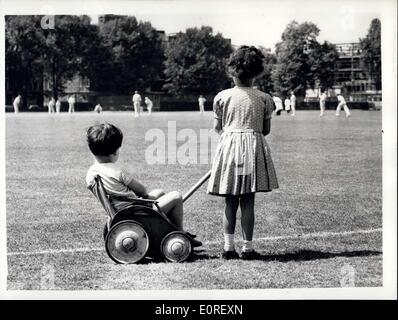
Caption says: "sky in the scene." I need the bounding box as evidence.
[88,0,386,49]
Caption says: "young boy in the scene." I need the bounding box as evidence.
[86,123,201,246]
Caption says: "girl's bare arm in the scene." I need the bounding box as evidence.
[263,118,271,136]
[213,118,222,134]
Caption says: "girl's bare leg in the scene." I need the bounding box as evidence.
[240,193,255,241]
[224,195,239,234]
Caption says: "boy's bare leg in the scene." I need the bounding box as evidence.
[147,189,165,200]
[156,191,183,230]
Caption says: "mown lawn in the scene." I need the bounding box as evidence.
[6,110,382,290]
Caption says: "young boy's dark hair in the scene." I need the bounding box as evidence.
[86,123,123,156]
[228,46,265,82]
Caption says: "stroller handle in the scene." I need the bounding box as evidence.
[182,170,212,203]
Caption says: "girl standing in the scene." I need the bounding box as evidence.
[207,46,279,260]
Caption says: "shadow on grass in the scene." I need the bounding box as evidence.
[187,250,220,262]
[134,249,382,265]
[243,249,382,262]
[135,249,219,264]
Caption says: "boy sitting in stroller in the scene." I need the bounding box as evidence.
[85,122,202,247]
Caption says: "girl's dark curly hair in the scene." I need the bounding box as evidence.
[228,46,265,82]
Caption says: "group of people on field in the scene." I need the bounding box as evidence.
[272,89,350,118]
[12,95,77,114]
[132,91,153,117]
[273,91,296,116]
[196,89,351,118]
[12,92,155,116]
[319,89,351,117]
[43,95,77,113]
[12,89,351,118]
[47,96,76,114]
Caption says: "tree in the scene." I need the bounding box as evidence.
[272,21,321,97]
[5,16,46,106]
[98,15,165,93]
[6,15,104,102]
[253,47,277,93]
[307,41,339,90]
[360,18,381,90]
[42,15,100,98]
[163,26,233,96]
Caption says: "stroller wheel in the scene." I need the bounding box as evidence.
[161,231,192,262]
[105,220,149,264]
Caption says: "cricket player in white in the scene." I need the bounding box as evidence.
[198,95,206,113]
[273,95,283,115]
[68,95,76,113]
[284,97,291,113]
[13,95,21,113]
[145,97,153,115]
[55,99,61,113]
[48,97,55,113]
[290,91,296,116]
[319,91,327,116]
[132,91,142,117]
[94,104,103,113]
[336,94,351,117]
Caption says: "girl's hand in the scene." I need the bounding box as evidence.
[262,118,271,136]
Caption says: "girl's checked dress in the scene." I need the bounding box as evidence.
[207,86,279,196]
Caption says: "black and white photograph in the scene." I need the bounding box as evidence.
[0,0,396,300]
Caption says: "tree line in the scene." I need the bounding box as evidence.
[5,15,381,105]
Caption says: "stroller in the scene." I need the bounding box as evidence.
[88,171,211,264]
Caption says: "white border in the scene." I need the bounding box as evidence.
[0,0,396,300]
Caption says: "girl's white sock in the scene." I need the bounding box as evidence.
[242,240,253,252]
[224,233,235,251]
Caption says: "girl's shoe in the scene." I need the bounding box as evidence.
[241,250,262,260]
[185,232,197,238]
[221,250,240,260]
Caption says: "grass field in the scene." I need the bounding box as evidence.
[6,110,382,290]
